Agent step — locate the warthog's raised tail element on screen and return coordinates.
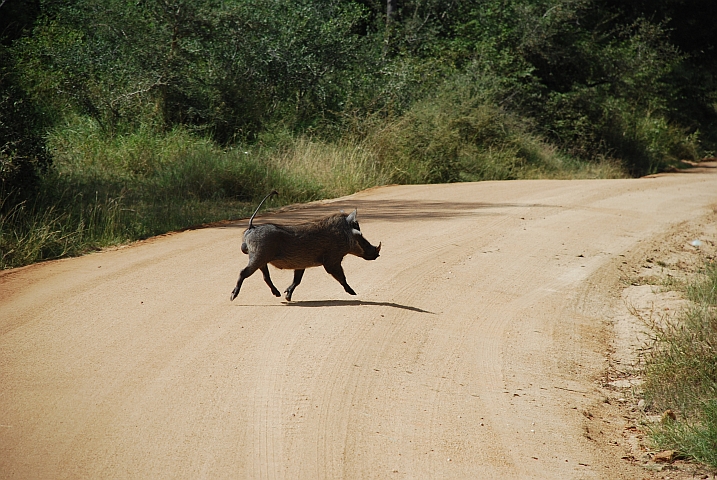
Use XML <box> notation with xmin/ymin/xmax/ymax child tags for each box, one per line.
<box><xmin>241</xmin><ymin>190</ymin><xmax>278</xmax><ymax>255</ymax></box>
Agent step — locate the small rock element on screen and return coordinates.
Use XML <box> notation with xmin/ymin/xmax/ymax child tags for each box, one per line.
<box><xmin>637</xmin><ymin>399</ymin><xmax>646</xmax><ymax>410</ymax></box>
<box><xmin>653</xmin><ymin>450</ymin><xmax>676</xmax><ymax>463</ymax></box>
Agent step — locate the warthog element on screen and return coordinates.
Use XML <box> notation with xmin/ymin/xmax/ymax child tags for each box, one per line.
<box><xmin>230</xmin><ymin>191</ymin><xmax>381</xmax><ymax>301</ymax></box>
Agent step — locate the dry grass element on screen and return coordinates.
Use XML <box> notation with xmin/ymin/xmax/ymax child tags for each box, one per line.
<box><xmin>642</xmin><ymin>261</ymin><xmax>717</xmax><ymax>469</ymax></box>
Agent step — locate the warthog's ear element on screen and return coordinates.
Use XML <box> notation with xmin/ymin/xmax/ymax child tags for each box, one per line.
<box><xmin>346</xmin><ymin>209</ymin><xmax>357</xmax><ymax>224</ymax></box>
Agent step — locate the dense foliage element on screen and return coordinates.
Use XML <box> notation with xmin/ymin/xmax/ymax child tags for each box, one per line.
<box><xmin>3</xmin><ymin>0</ymin><xmax>715</xmax><ymax>189</ymax></box>
<box><xmin>1</xmin><ymin>0</ymin><xmax>716</xmax><ymax>266</ymax></box>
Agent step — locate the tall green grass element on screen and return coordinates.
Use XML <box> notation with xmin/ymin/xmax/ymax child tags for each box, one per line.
<box><xmin>0</xmin><ymin>190</ymin><xmax>133</xmax><ymax>266</ymax></box>
<box><xmin>1</xmin><ymin>99</ymin><xmax>628</xmax><ymax>270</ymax></box>
<box><xmin>1</xmin><ymin>122</ymin><xmax>323</xmax><ymax>269</ymax></box>
<box><xmin>642</xmin><ymin>261</ymin><xmax>717</xmax><ymax>469</ymax></box>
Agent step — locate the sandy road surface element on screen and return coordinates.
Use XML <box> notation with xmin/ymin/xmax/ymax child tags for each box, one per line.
<box><xmin>2</xmin><ymin>168</ymin><xmax>717</xmax><ymax>479</ymax></box>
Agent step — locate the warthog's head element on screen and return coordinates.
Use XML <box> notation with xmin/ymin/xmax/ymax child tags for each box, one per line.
<box><xmin>346</xmin><ymin>209</ymin><xmax>381</xmax><ymax>261</ymax></box>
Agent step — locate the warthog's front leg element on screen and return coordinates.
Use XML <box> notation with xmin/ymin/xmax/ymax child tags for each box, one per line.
<box><xmin>323</xmin><ymin>263</ymin><xmax>356</xmax><ymax>296</ymax></box>
<box><xmin>284</xmin><ymin>269</ymin><xmax>305</xmax><ymax>301</ymax></box>
<box><xmin>260</xmin><ymin>265</ymin><xmax>281</xmax><ymax>297</ymax></box>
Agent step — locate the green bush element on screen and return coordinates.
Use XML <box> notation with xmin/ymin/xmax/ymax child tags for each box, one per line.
<box><xmin>0</xmin><ymin>45</ymin><xmax>50</xmax><ymax>208</ymax></box>
<box><xmin>366</xmin><ymin>78</ymin><xmax>624</xmax><ymax>184</ymax></box>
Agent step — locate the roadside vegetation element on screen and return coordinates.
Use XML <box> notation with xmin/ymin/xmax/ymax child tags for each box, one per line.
<box><xmin>2</xmin><ymin>0</ymin><xmax>716</xmax><ymax>269</ymax></box>
<box><xmin>642</xmin><ymin>261</ymin><xmax>717</xmax><ymax>469</ymax></box>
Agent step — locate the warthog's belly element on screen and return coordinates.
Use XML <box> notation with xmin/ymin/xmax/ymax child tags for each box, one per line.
<box><xmin>269</xmin><ymin>259</ymin><xmax>323</xmax><ymax>270</ymax></box>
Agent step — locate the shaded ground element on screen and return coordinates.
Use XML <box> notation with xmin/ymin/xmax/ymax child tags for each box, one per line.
<box><xmin>1</xmin><ymin>167</ymin><xmax>717</xmax><ymax>479</ymax></box>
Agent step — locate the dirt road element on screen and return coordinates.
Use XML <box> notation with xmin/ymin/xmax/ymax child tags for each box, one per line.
<box><xmin>2</xmin><ymin>168</ymin><xmax>717</xmax><ymax>479</ymax></box>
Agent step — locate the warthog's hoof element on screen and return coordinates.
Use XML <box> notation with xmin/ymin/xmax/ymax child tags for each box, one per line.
<box><xmin>230</xmin><ymin>289</ymin><xmax>239</xmax><ymax>301</ymax></box>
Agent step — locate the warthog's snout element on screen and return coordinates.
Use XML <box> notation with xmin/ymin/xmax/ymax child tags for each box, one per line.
<box><xmin>358</xmin><ymin>239</ymin><xmax>381</xmax><ymax>261</ymax></box>
<box><xmin>366</xmin><ymin>242</ymin><xmax>381</xmax><ymax>260</ymax></box>
<box><xmin>230</xmin><ymin>198</ymin><xmax>381</xmax><ymax>302</ymax></box>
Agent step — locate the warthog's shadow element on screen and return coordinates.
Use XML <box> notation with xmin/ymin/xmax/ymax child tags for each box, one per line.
<box><xmin>284</xmin><ymin>299</ymin><xmax>435</xmax><ymax>314</ymax></box>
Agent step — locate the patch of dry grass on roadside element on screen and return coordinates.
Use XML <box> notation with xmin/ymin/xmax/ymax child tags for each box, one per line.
<box><xmin>641</xmin><ymin>259</ymin><xmax>717</xmax><ymax>470</ymax></box>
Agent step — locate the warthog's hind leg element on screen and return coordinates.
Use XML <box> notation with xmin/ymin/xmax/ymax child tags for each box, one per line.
<box><xmin>230</xmin><ymin>258</ymin><xmax>262</xmax><ymax>301</ymax></box>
